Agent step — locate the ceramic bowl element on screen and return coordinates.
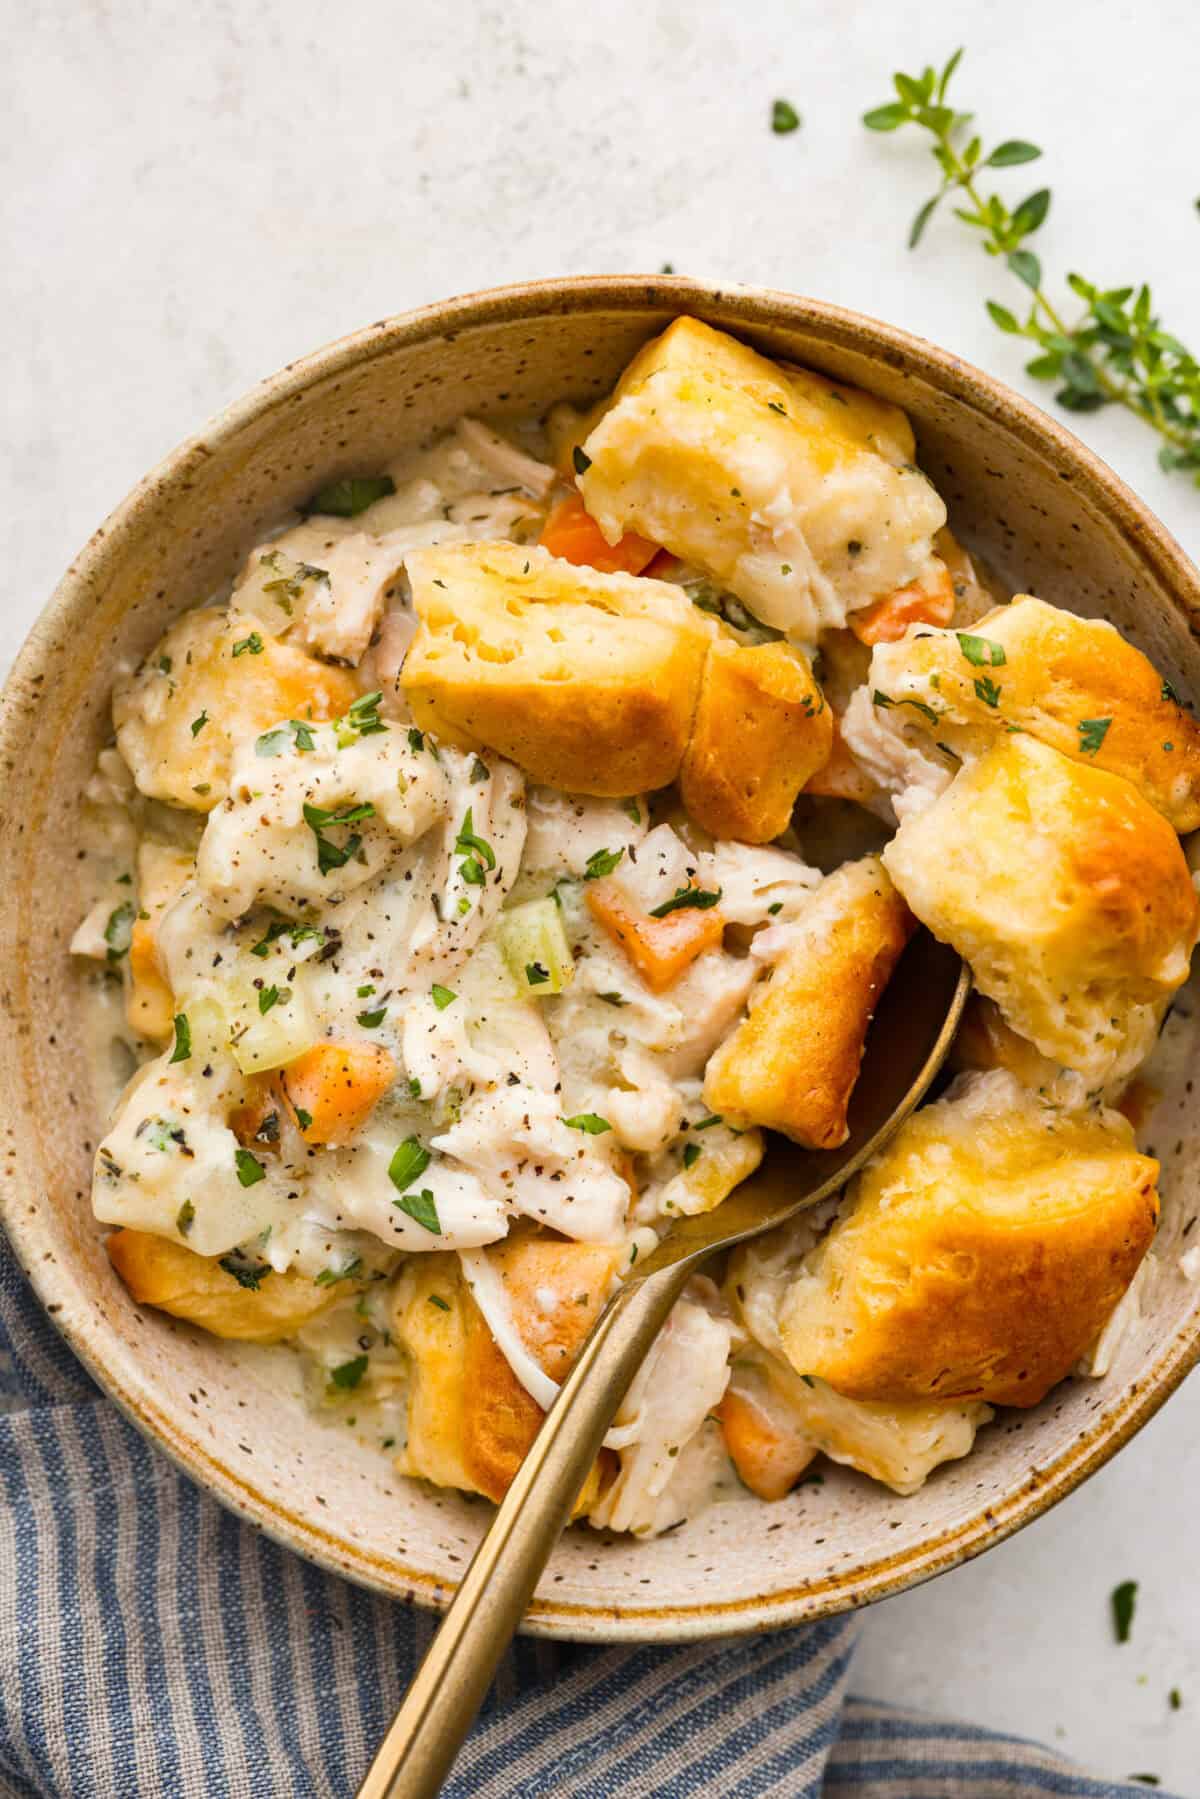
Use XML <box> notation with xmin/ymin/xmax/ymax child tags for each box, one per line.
<box><xmin>3</xmin><ymin>276</ymin><xmax>1199</xmax><ymax>1642</ymax></box>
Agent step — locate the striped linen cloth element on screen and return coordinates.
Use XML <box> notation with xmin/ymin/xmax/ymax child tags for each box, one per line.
<box><xmin>0</xmin><ymin>1238</ymin><xmax>1186</xmax><ymax>1799</ymax></box>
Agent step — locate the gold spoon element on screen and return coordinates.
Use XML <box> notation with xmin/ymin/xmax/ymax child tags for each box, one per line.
<box><xmin>357</xmin><ymin>930</ymin><xmax>968</xmax><ymax>1799</ymax></box>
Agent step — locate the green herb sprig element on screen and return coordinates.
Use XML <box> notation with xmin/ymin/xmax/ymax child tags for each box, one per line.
<box><xmin>864</xmin><ymin>50</ymin><xmax>1200</xmax><ymax>482</ymax></box>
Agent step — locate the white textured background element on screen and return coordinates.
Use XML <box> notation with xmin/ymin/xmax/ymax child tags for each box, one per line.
<box><xmin>4</xmin><ymin>0</ymin><xmax>1199</xmax><ymax>1788</ymax></box>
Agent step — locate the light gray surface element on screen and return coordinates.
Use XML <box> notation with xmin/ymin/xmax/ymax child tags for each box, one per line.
<box><xmin>3</xmin><ymin>0</ymin><xmax>1198</xmax><ymax>1787</ymax></box>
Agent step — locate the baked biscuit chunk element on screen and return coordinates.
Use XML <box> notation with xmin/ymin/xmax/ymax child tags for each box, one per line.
<box><xmin>776</xmin><ymin>1071</ymin><xmax>1159</xmax><ymax>1408</ymax></box>
<box><xmin>883</xmin><ymin>733</ymin><xmax>1198</xmax><ymax>1081</ymax></box>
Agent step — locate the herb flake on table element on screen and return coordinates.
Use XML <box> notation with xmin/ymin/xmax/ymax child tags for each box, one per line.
<box><xmin>1111</xmin><ymin>1578</ymin><xmax>1138</xmax><ymax>1643</ymax></box>
<box><xmin>771</xmin><ymin>98</ymin><xmax>801</xmax><ymax>135</ymax></box>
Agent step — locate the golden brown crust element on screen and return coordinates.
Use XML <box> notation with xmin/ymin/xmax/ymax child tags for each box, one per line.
<box><xmin>113</xmin><ymin>608</ymin><xmax>359</xmax><ymax>812</ymax></box>
<box><xmin>394</xmin><ymin>1242</ymin><xmax>621</xmax><ymax>1512</ymax></box>
<box><xmin>702</xmin><ymin>856</ymin><xmax>915</xmax><ymax>1147</ymax></box>
<box><xmin>883</xmin><ymin>733</ymin><xmax>1199</xmax><ymax>1081</ymax></box>
<box><xmin>401</xmin><ymin>542</ymin><xmax>713</xmax><ymax>795</ymax></box>
<box><xmin>777</xmin><ymin>1072</ymin><xmax>1160</xmax><ymax>1408</ymax></box>
<box><xmin>679</xmin><ymin>639</ymin><xmax>833</xmax><ymax>842</ymax></box>
<box><xmin>106</xmin><ymin>1229</ymin><xmax>345</xmax><ymax>1343</ymax></box>
<box><xmin>870</xmin><ymin>594</ymin><xmax>1200</xmax><ymax>829</ymax></box>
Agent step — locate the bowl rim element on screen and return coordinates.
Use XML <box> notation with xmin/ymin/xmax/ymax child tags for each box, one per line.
<box><xmin>4</xmin><ymin>272</ymin><xmax>1200</xmax><ymax>1643</ymax></box>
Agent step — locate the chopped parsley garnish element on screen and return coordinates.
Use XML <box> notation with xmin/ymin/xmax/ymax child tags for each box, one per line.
<box><xmin>388</xmin><ymin>1136</ymin><xmax>431</xmax><ymax>1192</ymax></box>
<box><xmin>175</xmin><ymin>1199</ymin><xmax>195</xmax><ymax>1236</ymax></box>
<box><xmin>249</xmin><ymin>918</ymin><xmax>323</xmax><ymax>958</ymax></box>
<box><xmin>231</xmin><ymin>632</ymin><xmax>264</xmax><ymax>657</ymax></box>
<box><xmin>190</xmin><ymin>710</ymin><xmax>209</xmax><ymax>737</ymax></box>
<box><xmin>315</xmin><ymin>1258</ymin><xmax>363</xmax><ymax>1287</ymax></box>
<box><xmin>562</xmin><ymin>1113</ymin><xmax>612</xmax><ymax>1134</ymax></box>
<box><xmin>649</xmin><ymin>885</ymin><xmax>721</xmax><ymax>918</ymax></box>
<box><xmin>306</xmin><ymin>474</ymin><xmax>396</xmax><ymax>518</ymax></box>
<box><xmin>431</xmin><ymin>984</ymin><xmax>456</xmax><ymax>1010</ymax></box>
<box><xmin>1111</xmin><ymin>1578</ymin><xmax>1138</xmax><ymax>1643</ymax></box>
<box><xmin>336</xmin><ymin>690</ymin><xmax>387</xmax><ymax>744</ymax></box>
<box><xmin>455</xmin><ymin>807</ymin><xmax>497</xmax><ymax>886</ymax></box>
<box><xmin>572</xmin><ymin>445</ymin><xmax>592</xmax><ymax>476</ymax></box>
<box><xmin>1169</xmin><ymin>1687</ymin><xmax>1182</xmax><ymax>1711</ymax></box>
<box><xmin>394</xmin><ymin>1187</ymin><xmax>441</xmax><ymax>1233</ymax></box>
<box><xmin>584</xmin><ymin>846</ymin><xmax>624</xmax><ymax>880</ymax></box>
<box><xmin>428</xmin><ymin>1294</ymin><xmax>451</xmax><ymax>1312</ymax></box>
<box><xmin>767</xmin><ymin>399</ymin><xmax>788</xmax><ymax>416</ymax></box>
<box><xmin>682</xmin><ymin>1142</ymin><xmax>702</xmax><ymax>1170</ymax></box>
<box><xmin>256</xmin><ymin>718</ymin><xmax>317</xmax><ymax>757</ymax></box>
<box><xmin>1079</xmin><ymin>716</ymin><xmax>1113</xmax><ymax>756</ymax></box>
<box><xmin>357</xmin><ymin>1007</ymin><xmax>387</xmax><ymax>1028</ymax></box>
<box><xmin>693</xmin><ymin>1114</ymin><xmax>723</xmax><ymax>1131</ymax></box>
<box><xmin>597</xmin><ymin>991</ymin><xmax>628</xmax><ymax>1007</ymax></box>
<box><xmin>219</xmin><ymin>1253</ymin><xmax>270</xmax><ymax>1290</ymax></box>
<box><xmin>104</xmin><ymin>901</ymin><xmax>135</xmax><ymax>965</ymax></box>
<box><xmin>408</xmin><ymin>1077</ymin><xmax>422</xmax><ymax>1098</ymax></box>
<box><xmin>158</xmin><ymin>655</ymin><xmax>172</xmax><ymax>674</ymax></box>
<box><xmin>256</xmin><ymin>985</ymin><xmax>281</xmax><ymax>1015</ymax></box>
<box><xmin>973</xmin><ymin>675</ymin><xmax>1002</xmax><ymax>709</ymax></box>
<box><xmin>234</xmin><ymin>1149</ymin><xmax>267</xmax><ymax>1188</ymax></box>
<box><xmin>330</xmin><ymin>1353</ymin><xmax>369</xmax><ymax>1389</ymax></box>
<box><xmin>407</xmin><ymin>727</ymin><xmax>426</xmax><ymax>752</ymax></box>
<box><xmin>469</xmin><ymin>757</ymin><xmax>490</xmax><ymax>783</ymax></box>
<box><xmin>525</xmin><ymin>962</ymin><xmax>550</xmax><ymax>986</ymax></box>
<box><xmin>872</xmin><ymin>689</ymin><xmax>942</xmax><ymax>725</ymax></box>
<box><xmin>621</xmin><ymin>799</ymin><xmax>642</xmax><ymax>825</ymax></box>
<box><xmin>771</xmin><ymin>97</ymin><xmax>801</xmax><ymax>134</ymax></box>
<box><xmin>957</xmin><ymin>632</ymin><xmax>1007</xmax><ymax>668</ymax></box>
<box><xmin>169</xmin><ymin>1013</ymin><xmax>192</xmax><ymax>1064</ymax></box>
<box><xmin>294</xmin><ymin>1107</ymin><xmax>313</xmax><ymax>1131</ymax></box>
<box><xmin>767</xmin><ymin>902</ymin><xmax>783</xmax><ymax>915</ymax></box>
<box><xmin>1162</xmin><ymin>678</ymin><xmax>1181</xmax><ymax>705</ymax></box>
<box><xmin>303</xmin><ymin>800</ymin><xmax>376</xmax><ymax>875</ymax></box>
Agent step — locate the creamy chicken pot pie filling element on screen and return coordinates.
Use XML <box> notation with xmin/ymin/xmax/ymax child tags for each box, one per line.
<box><xmin>73</xmin><ymin>318</ymin><xmax>1200</xmax><ymax>1537</ymax></box>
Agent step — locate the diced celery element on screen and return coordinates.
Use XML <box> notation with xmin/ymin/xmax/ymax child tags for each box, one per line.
<box><xmin>225</xmin><ymin>980</ymin><xmax>319</xmax><ymax>1074</ymax></box>
<box><xmin>497</xmin><ymin>898</ymin><xmax>574</xmax><ymax>997</ymax></box>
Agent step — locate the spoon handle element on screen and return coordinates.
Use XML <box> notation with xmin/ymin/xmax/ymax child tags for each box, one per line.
<box><xmin>355</xmin><ymin>1256</ymin><xmax>695</xmax><ymax>1799</ymax></box>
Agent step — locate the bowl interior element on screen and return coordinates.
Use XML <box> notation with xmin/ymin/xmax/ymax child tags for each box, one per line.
<box><xmin>3</xmin><ymin>279</ymin><xmax>1199</xmax><ymax>1640</ymax></box>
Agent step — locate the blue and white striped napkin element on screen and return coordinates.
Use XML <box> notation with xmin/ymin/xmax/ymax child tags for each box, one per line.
<box><xmin>0</xmin><ymin>1238</ymin><xmax>1185</xmax><ymax>1798</ymax></box>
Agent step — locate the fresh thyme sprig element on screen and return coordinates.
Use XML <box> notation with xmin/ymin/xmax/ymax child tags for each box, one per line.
<box><xmin>864</xmin><ymin>50</ymin><xmax>1200</xmax><ymax>483</ymax></box>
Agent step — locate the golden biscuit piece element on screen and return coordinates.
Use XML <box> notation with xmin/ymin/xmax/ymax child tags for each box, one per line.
<box><xmin>703</xmin><ymin>856</ymin><xmax>914</xmax><ymax>1147</ymax></box>
<box><xmin>575</xmin><ymin>317</ymin><xmax>947</xmax><ymax>644</ymax></box>
<box><xmin>127</xmin><ymin>841</ymin><xmax>194</xmax><ymax>1041</ymax></box>
<box><xmin>679</xmin><ymin>639</ymin><xmax>833</xmax><ymax>842</ymax></box>
<box><xmin>107</xmin><ymin>1229</ymin><xmax>349</xmax><ymax>1343</ymax></box>
<box><xmin>401</xmin><ymin>542</ymin><xmax>714</xmax><ymax>795</ymax></box>
<box><xmin>869</xmin><ymin>595</ymin><xmax>1200</xmax><ymax>830</ymax></box>
<box><xmin>114</xmin><ymin>608</ymin><xmax>359</xmax><ymax>812</ymax></box>
<box><xmin>393</xmin><ymin>1240</ymin><xmax>623</xmax><ymax>1509</ymax></box>
<box><xmin>883</xmin><ymin>734</ymin><xmax>1198</xmax><ymax>1081</ymax></box>
<box><xmin>777</xmin><ymin>1070</ymin><xmax>1159</xmax><ymax>1409</ymax></box>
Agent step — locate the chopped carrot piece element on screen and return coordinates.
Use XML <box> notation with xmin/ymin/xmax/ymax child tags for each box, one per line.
<box><xmin>586</xmin><ymin>878</ymin><xmax>725</xmax><ymax>993</ymax></box>
<box><xmin>718</xmin><ymin>1388</ymin><xmax>817</xmax><ymax>1501</ymax></box>
<box><xmin>538</xmin><ymin>492</ymin><xmax>659</xmax><ymax>576</ymax></box>
<box><xmin>128</xmin><ymin>918</ymin><xmax>174</xmax><ymax>1038</ymax></box>
<box><xmin>849</xmin><ymin>563</ymin><xmax>956</xmax><ymax>646</ymax></box>
<box><xmin>280</xmin><ymin>1041</ymin><xmax>396</xmax><ymax>1145</ymax></box>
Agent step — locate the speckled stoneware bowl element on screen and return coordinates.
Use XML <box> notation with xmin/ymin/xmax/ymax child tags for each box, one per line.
<box><xmin>3</xmin><ymin>276</ymin><xmax>1200</xmax><ymax>1642</ymax></box>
